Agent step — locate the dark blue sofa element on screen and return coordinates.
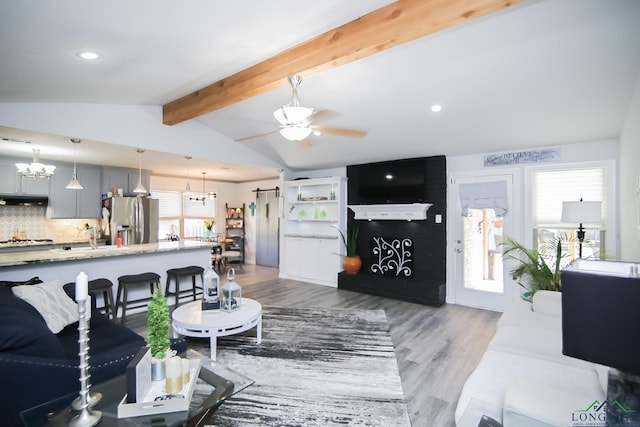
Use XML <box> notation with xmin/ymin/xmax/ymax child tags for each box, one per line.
<box><xmin>0</xmin><ymin>283</ymin><xmax>146</xmax><ymax>426</ymax></box>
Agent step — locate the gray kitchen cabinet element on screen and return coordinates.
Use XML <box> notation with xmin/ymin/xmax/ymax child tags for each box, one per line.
<box><xmin>102</xmin><ymin>167</ymin><xmax>150</xmax><ymax>196</ymax></box>
<box><xmin>0</xmin><ymin>156</ymin><xmax>50</xmax><ymax>195</ymax></box>
<box><xmin>0</xmin><ymin>158</ymin><xmax>19</xmax><ymax>194</ymax></box>
<box><xmin>76</xmin><ymin>165</ymin><xmax>102</xmax><ymax>218</ymax></box>
<box><xmin>20</xmin><ymin>175</ymin><xmax>51</xmax><ymax>195</ymax></box>
<box><xmin>49</xmin><ymin>164</ymin><xmax>101</xmax><ymax>218</ymax></box>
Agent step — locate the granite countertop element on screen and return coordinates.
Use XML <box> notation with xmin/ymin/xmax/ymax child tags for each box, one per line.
<box><xmin>283</xmin><ymin>234</ymin><xmax>338</xmax><ymax>239</ymax></box>
<box><xmin>0</xmin><ymin>241</ymin><xmax>211</xmax><ymax>268</ymax></box>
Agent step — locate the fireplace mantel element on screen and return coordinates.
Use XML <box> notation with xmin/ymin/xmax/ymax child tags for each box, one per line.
<box><xmin>348</xmin><ymin>203</ymin><xmax>433</xmax><ymax>221</ymax></box>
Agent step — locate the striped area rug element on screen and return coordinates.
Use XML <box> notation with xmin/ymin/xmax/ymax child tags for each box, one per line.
<box><xmin>191</xmin><ymin>306</ymin><xmax>411</xmax><ymax>427</ymax></box>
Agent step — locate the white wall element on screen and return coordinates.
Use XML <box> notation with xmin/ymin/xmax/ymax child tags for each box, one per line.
<box><xmin>0</xmin><ymin>103</ymin><xmax>282</xmax><ymax>170</ymax></box>
<box><xmin>448</xmin><ymin>139</ymin><xmax>619</xmax><ymax>248</ymax></box>
<box><xmin>619</xmin><ymin>73</ymin><xmax>640</xmax><ymax>261</ymax></box>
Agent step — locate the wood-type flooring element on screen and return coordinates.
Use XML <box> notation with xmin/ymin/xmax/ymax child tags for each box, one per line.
<box><xmin>126</xmin><ymin>264</ymin><xmax>500</xmax><ymax>427</ymax></box>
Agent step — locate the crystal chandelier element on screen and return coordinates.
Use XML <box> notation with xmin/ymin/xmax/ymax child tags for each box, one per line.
<box><xmin>15</xmin><ymin>149</ymin><xmax>56</xmax><ymax>179</ymax></box>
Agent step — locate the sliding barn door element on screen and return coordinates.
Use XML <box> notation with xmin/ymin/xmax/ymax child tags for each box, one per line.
<box><xmin>256</xmin><ymin>190</ymin><xmax>279</xmax><ymax>267</ymax></box>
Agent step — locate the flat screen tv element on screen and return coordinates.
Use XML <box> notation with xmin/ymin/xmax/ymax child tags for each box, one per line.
<box><xmin>355</xmin><ymin>158</ymin><xmax>426</xmax><ymax>204</ymax></box>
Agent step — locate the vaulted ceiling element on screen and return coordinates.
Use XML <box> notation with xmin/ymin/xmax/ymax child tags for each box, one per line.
<box><xmin>1</xmin><ymin>0</ymin><xmax>639</xmax><ymax>181</ymax></box>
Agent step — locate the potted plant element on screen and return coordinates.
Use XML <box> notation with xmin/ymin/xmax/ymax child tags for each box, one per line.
<box><xmin>501</xmin><ymin>235</ymin><xmax>566</xmax><ymax>301</ymax></box>
<box><xmin>335</xmin><ymin>226</ymin><xmax>361</xmax><ymax>275</ymax></box>
<box><xmin>147</xmin><ymin>284</ymin><xmax>171</xmax><ymax>380</ymax></box>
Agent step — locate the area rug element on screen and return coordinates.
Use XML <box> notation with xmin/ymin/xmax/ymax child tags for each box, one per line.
<box><xmin>188</xmin><ymin>306</ymin><xmax>411</xmax><ymax>426</ymax></box>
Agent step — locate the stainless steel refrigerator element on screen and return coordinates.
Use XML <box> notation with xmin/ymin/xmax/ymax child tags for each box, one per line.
<box><xmin>108</xmin><ymin>197</ymin><xmax>159</xmax><ymax>245</ymax></box>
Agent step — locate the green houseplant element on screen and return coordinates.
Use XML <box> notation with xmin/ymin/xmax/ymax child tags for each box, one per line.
<box><xmin>501</xmin><ymin>235</ymin><xmax>565</xmax><ymax>300</ymax></box>
<box><xmin>147</xmin><ymin>285</ymin><xmax>170</xmax><ymax>379</ymax></box>
<box><xmin>335</xmin><ymin>226</ymin><xmax>361</xmax><ymax>274</ymax></box>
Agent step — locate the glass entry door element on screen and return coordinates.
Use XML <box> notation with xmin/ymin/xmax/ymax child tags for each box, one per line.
<box><xmin>451</xmin><ymin>174</ymin><xmax>514</xmax><ymax>311</ymax></box>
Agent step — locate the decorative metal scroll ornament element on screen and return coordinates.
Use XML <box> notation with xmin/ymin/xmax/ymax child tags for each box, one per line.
<box><xmin>370</xmin><ymin>237</ymin><xmax>413</xmax><ymax>277</ymax></box>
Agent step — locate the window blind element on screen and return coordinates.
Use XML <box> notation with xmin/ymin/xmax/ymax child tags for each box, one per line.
<box><xmin>532</xmin><ymin>167</ymin><xmax>605</xmax><ymax>228</ymax></box>
<box><xmin>183</xmin><ymin>195</ymin><xmax>215</xmax><ymax>218</ymax></box>
<box><xmin>154</xmin><ymin>190</ymin><xmax>182</xmax><ymax>218</ymax></box>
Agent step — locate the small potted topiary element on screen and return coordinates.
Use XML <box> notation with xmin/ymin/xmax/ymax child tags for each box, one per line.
<box><xmin>147</xmin><ymin>284</ymin><xmax>171</xmax><ymax>380</ymax></box>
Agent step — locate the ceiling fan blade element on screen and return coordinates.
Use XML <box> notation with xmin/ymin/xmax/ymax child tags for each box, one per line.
<box><xmin>308</xmin><ymin>109</ymin><xmax>340</xmax><ymax>124</ymax></box>
<box><xmin>313</xmin><ymin>126</ymin><xmax>367</xmax><ymax>139</ymax></box>
<box><xmin>234</xmin><ymin>130</ymin><xmax>279</xmax><ymax>142</ymax></box>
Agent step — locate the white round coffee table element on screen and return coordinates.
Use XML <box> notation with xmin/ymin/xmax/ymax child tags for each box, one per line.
<box><xmin>171</xmin><ymin>298</ymin><xmax>262</xmax><ymax>360</ymax></box>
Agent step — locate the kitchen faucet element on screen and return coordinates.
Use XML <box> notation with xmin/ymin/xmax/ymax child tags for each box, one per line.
<box><xmin>88</xmin><ymin>226</ymin><xmax>98</xmax><ymax>249</ymax></box>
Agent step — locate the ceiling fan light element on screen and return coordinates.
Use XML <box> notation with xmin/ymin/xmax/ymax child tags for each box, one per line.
<box><xmin>44</xmin><ymin>164</ymin><xmax>56</xmax><ymax>174</ymax></box>
<box><xmin>280</xmin><ymin>126</ymin><xmax>312</xmax><ymax>141</ymax></box>
<box><xmin>274</xmin><ymin>106</ymin><xmax>313</xmax><ymax>125</ymax></box>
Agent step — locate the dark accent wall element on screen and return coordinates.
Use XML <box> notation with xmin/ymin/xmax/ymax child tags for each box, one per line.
<box><xmin>338</xmin><ymin>155</ymin><xmax>447</xmax><ymax>306</ymax></box>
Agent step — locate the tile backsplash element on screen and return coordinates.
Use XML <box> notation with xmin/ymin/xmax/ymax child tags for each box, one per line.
<box><xmin>0</xmin><ymin>205</ymin><xmax>99</xmax><ymax>242</ymax></box>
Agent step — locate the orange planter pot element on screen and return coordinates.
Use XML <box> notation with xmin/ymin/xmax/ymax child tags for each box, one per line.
<box><xmin>343</xmin><ymin>255</ymin><xmax>362</xmax><ymax>275</ymax></box>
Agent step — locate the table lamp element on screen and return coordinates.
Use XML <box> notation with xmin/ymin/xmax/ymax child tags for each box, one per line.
<box><xmin>561</xmin><ymin>198</ymin><xmax>602</xmax><ymax>258</ymax></box>
<box><xmin>561</xmin><ymin>260</ymin><xmax>640</xmax><ymax>426</ymax></box>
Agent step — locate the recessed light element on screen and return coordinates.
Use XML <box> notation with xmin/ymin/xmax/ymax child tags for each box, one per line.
<box><xmin>76</xmin><ymin>51</ymin><xmax>100</xmax><ymax>60</ymax></box>
<box><xmin>431</xmin><ymin>105</ymin><xmax>442</xmax><ymax>113</ymax></box>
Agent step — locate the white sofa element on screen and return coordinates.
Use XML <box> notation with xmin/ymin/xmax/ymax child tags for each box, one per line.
<box><xmin>455</xmin><ymin>291</ymin><xmax>607</xmax><ymax>427</ymax></box>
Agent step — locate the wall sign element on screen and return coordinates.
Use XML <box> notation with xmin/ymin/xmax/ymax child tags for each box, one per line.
<box><xmin>484</xmin><ymin>148</ymin><xmax>560</xmax><ymax>167</ymax></box>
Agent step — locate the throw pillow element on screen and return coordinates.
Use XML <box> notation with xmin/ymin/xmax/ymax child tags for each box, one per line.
<box><xmin>12</xmin><ymin>280</ymin><xmax>79</xmax><ymax>334</ymax></box>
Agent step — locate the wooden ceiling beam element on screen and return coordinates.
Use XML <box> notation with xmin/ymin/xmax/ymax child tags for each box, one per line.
<box><xmin>163</xmin><ymin>0</ymin><xmax>524</xmax><ymax>125</ymax></box>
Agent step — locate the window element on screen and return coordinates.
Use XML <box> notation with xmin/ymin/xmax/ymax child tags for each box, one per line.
<box><xmin>154</xmin><ymin>190</ymin><xmax>215</xmax><ymax>240</ymax></box>
<box><xmin>531</xmin><ymin>165</ymin><xmax>607</xmax><ymax>262</ymax></box>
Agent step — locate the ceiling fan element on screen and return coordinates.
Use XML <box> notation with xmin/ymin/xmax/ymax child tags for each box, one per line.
<box><xmin>236</xmin><ymin>75</ymin><xmax>367</xmax><ymax>147</ymax></box>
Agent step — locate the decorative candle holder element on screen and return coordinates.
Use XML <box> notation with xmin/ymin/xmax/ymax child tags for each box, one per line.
<box><xmin>69</xmin><ymin>297</ymin><xmax>102</xmax><ymax>427</ymax></box>
<box><xmin>220</xmin><ymin>268</ymin><xmax>241</xmax><ymax>312</ymax></box>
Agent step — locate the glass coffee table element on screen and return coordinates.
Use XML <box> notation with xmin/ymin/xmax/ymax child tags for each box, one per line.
<box><xmin>21</xmin><ymin>352</ymin><xmax>254</xmax><ymax>427</ymax></box>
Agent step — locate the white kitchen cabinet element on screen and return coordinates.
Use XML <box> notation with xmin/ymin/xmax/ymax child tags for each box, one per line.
<box><xmin>49</xmin><ymin>164</ymin><xmax>102</xmax><ymax>218</ymax></box>
<box><xmin>282</xmin><ymin>236</ymin><xmax>342</xmax><ymax>287</ymax></box>
<box><xmin>279</xmin><ymin>177</ymin><xmax>346</xmax><ymax>287</ymax></box>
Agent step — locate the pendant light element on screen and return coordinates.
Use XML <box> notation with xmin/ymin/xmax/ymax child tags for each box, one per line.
<box><xmin>189</xmin><ymin>172</ymin><xmax>208</xmax><ymax>205</ymax></box>
<box><xmin>133</xmin><ymin>149</ymin><xmax>147</xmax><ymax>194</ymax></box>
<box><xmin>184</xmin><ymin>156</ymin><xmax>192</xmax><ymax>194</ymax></box>
<box><xmin>66</xmin><ymin>138</ymin><xmax>84</xmax><ymax>190</ymax></box>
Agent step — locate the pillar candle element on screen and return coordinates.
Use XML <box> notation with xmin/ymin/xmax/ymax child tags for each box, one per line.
<box><xmin>181</xmin><ymin>358</ymin><xmax>190</xmax><ymax>384</ymax></box>
<box><xmin>165</xmin><ymin>356</ymin><xmax>183</xmax><ymax>394</ymax></box>
<box><xmin>75</xmin><ymin>272</ymin><xmax>88</xmax><ymax>302</ymax></box>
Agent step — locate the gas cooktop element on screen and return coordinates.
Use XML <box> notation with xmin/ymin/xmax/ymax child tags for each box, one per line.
<box><xmin>0</xmin><ymin>239</ymin><xmax>54</xmax><ymax>248</ymax></box>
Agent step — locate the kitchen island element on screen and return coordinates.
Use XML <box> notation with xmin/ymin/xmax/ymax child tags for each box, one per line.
<box><xmin>0</xmin><ymin>241</ymin><xmax>212</xmax><ymax>312</ymax></box>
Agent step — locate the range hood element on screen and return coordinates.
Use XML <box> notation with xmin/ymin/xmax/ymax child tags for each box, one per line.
<box><xmin>0</xmin><ymin>195</ymin><xmax>49</xmax><ymax>206</ymax></box>
<box><xmin>348</xmin><ymin>203</ymin><xmax>432</xmax><ymax>221</ymax></box>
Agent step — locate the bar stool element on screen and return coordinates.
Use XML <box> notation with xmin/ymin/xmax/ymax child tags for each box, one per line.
<box><xmin>165</xmin><ymin>266</ymin><xmax>204</xmax><ymax>308</ymax></box>
<box><xmin>211</xmin><ymin>245</ymin><xmax>226</xmax><ymax>275</ymax></box>
<box><xmin>63</xmin><ymin>278</ymin><xmax>116</xmax><ymax>320</ymax></box>
<box><xmin>116</xmin><ymin>272</ymin><xmax>161</xmax><ymax>325</ymax></box>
